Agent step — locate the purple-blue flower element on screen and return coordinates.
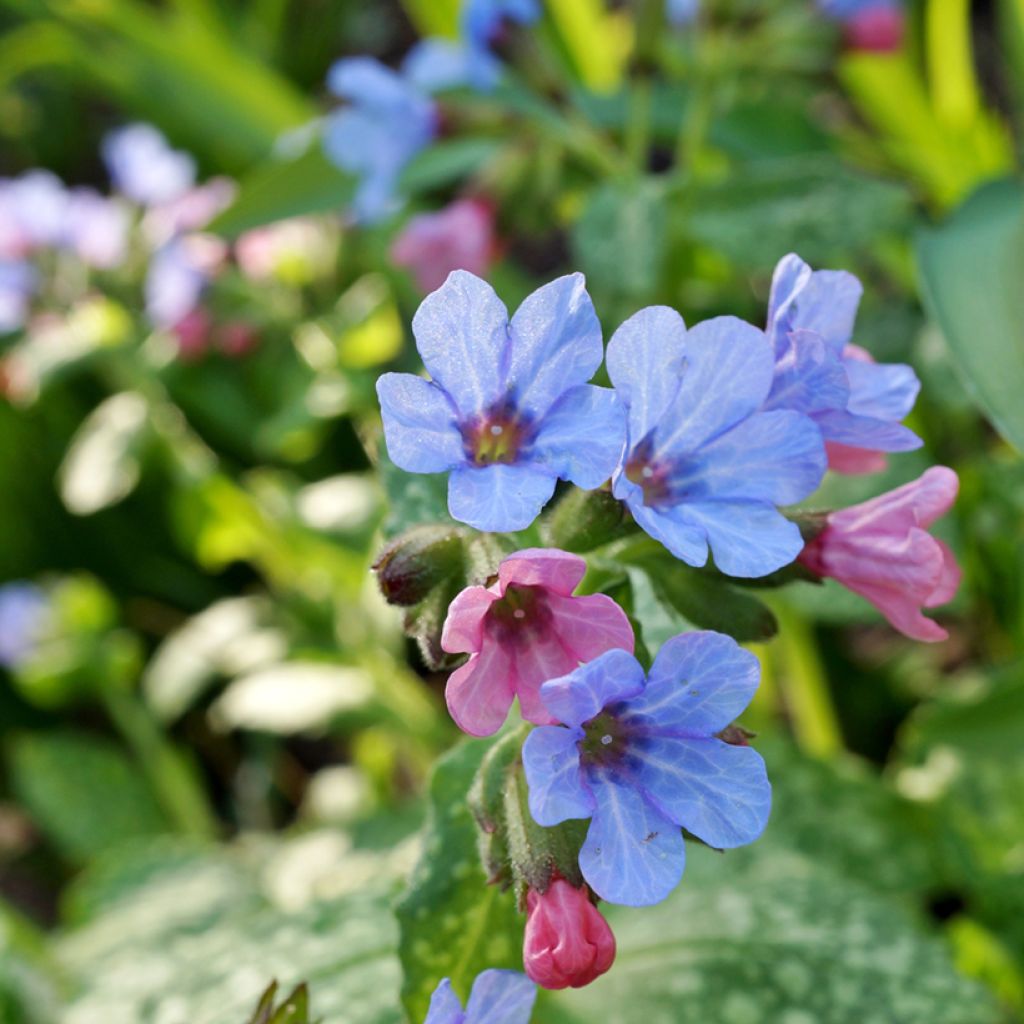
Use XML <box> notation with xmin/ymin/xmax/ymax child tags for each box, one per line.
<box><xmin>666</xmin><ymin>0</ymin><xmax>699</xmax><ymax>26</ymax></box>
<box><xmin>461</xmin><ymin>0</ymin><xmax>541</xmax><ymax>88</ymax></box>
<box><xmin>522</xmin><ymin>634</ymin><xmax>770</xmax><ymax>907</ymax></box>
<box><xmin>0</xmin><ymin>582</ymin><xmax>49</xmax><ymax>669</ymax></box>
<box><xmin>818</xmin><ymin>0</ymin><xmax>900</xmax><ymax>18</ymax></box>
<box><xmin>102</xmin><ymin>124</ymin><xmax>196</xmax><ymax>207</ymax></box>
<box><xmin>66</xmin><ymin>189</ymin><xmax>129</xmax><ymax>270</ymax></box>
<box><xmin>607</xmin><ymin>307</ymin><xmax>826</xmax><ymax>577</ymax></box>
<box><xmin>323</xmin><ymin>57</ymin><xmax>438</xmax><ymax>224</ymax></box>
<box><xmin>425</xmin><ymin>970</ymin><xmax>536</xmax><ymax>1024</ymax></box>
<box><xmin>764</xmin><ymin>253</ymin><xmax>921</xmax><ymax>464</ymax></box>
<box><xmin>0</xmin><ymin>172</ymin><xmax>68</xmax><ymax>253</ymax></box>
<box><xmin>378</xmin><ymin>270</ymin><xmax>625</xmax><ymax>533</ymax></box>
<box><xmin>0</xmin><ymin>261</ymin><xmax>36</xmax><ymax>333</ymax></box>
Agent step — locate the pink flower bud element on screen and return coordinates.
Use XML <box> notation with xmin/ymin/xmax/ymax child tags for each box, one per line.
<box><xmin>844</xmin><ymin>5</ymin><xmax>904</xmax><ymax>53</ymax></box>
<box><xmin>798</xmin><ymin>467</ymin><xmax>960</xmax><ymax>641</ymax></box>
<box><xmin>523</xmin><ymin>879</ymin><xmax>615</xmax><ymax>990</ymax></box>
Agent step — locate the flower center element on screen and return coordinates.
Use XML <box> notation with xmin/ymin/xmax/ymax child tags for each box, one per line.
<box><xmin>461</xmin><ymin>400</ymin><xmax>532</xmax><ymax>466</ymax></box>
<box><xmin>485</xmin><ymin>584</ymin><xmax>549</xmax><ymax>644</ymax></box>
<box><xmin>624</xmin><ymin>452</ymin><xmax>673</xmax><ymax>506</ymax></box>
<box><xmin>578</xmin><ymin>712</ymin><xmax>629</xmax><ymax>766</ymax></box>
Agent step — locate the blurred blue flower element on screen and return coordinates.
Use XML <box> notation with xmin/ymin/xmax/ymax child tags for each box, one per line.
<box><xmin>66</xmin><ymin>189</ymin><xmax>129</xmax><ymax>270</ymax></box>
<box><xmin>145</xmin><ymin>235</ymin><xmax>225</xmax><ymax>330</ymax></box>
<box><xmin>102</xmin><ymin>124</ymin><xmax>196</xmax><ymax>207</ymax></box>
<box><xmin>323</xmin><ymin>57</ymin><xmax>438</xmax><ymax>224</ymax></box>
<box><xmin>818</xmin><ymin>0</ymin><xmax>900</xmax><ymax>17</ymax></box>
<box><xmin>765</xmin><ymin>253</ymin><xmax>921</xmax><ymax>463</ymax></box>
<box><xmin>0</xmin><ymin>172</ymin><xmax>69</xmax><ymax>253</ymax></box>
<box><xmin>666</xmin><ymin>0</ymin><xmax>699</xmax><ymax>26</ymax></box>
<box><xmin>0</xmin><ymin>261</ymin><xmax>37</xmax><ymax>333</ymax></box>
<box><xmin>461</xmin><ymin>0</ymin><xmax>541</xmax><ymax>88</ymax></box>
<box><xmin>607</xmin><ymin>307</ymin><xmax>825</xmax><ymax>577</ymax></box>
<box><xmin>425</xmin><ymin>970</ymin><xmax>536</xmax><ymax>1024</ymax></box>
<box><xmin>377</xmin><ymin>270</ymin><xmax>625</xmax><ymax>532</ymax></box>
<box><xmin>0</xmin><ymin>582</ymin><xmax>49</xmax><ymax>669</ymax></box>
<box><xmin>522</xmin><ymin>634</ymin><xmax>771</xmax><ymax>907</ymax></box>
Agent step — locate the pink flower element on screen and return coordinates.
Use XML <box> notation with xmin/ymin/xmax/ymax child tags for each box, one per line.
<box><xmin>390</xmin><ymin>198</ymin><xmax>495</xmax><ymax>294</ymax></box>
<box><xmin>798</xmin><ymin>467</ymin><xmax>960</xmax><ymax>642</ymax></box>
<box><xmin>172</xmin><ymin>307</ymin><xmax>213</xmax><ymax>361</ymax></box>
<box><xmin>441</xmin><ymin>548</ymin><xmax>634</xmax><ymax>736</ymax></box>
<box><xmin>825</xmin><ymin>441</ymin><xmax>887</xmax><ymax>475</ymax></box>
<box><xmin>844</xmin><ymin>5</ymin><xmax>904</xmax><ymax>52</ymax></box>
<box><xmin>523</xmin><ymin>878</ymin><xmax>616</xmax><ymax>990</ymax></box>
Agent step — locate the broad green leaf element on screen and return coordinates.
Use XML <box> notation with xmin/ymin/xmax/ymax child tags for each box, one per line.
<box><xmin>396</xmin><ymin>739</ymin><xmax>522</xmax><ymax>1022</ymax></box>
<box><xmin>208</xmin><ymin>145</ymin><xmax>354</xmax><ymax>238</ymax></box>
<box><xmin>916</xmin><ymin>180</ymin><xmax>1024</xmax><ymax>453</ymax></box>
<box><xmin>0</xmin><ymin>901</ymin><xmax>63</xmax><ymax>1024</ymax></box>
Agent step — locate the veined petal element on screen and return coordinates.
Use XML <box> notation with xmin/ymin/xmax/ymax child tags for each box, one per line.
<box><xmin>791</xmin><ymin>268</ymin><xmax>862</xmax><ymax>355</ymax></box>
<box><xmin>813</xmin><ymin>409</ymin><xmax>922</xmax><ymax>452</ymax></box>
<box><xmin>446</xmin><ymin>642</ymin><xmax>516</xmax><ymax>737</ymax></box>
<box><xmin>579</xmin><ymin>770</ymin><xmax>685</xmax><ymax>906</ymax></box>
<box><xmin>546</xmin><ymin>592</ymin><xmax>635</xmax><ymax>661</ymax></box>
<box><xmin>447</xmin><ymin>463</ymin><xmax>556</xmax><ymax>532</ymax></box>
<box><xmin>522</xmin><ymin>725</ymin><xmax>593</xmax><ymax>826</ymax></box>
<box><xmin>844</xmin><ymin>358</ymin><xmax>920</xmax><ymax>421</ymax></box>
<box><xmin>606</xmin><ymin>306</ymin><xmax>687</xmax><ymax>443</ymax></box>
<box><xmin>669</xmin><ymin>409</ymin><xmax>827</xmax><ymax>506</ymax></box>
<box><xmin>506</xmin><ymin>274</ymin><xmax>604</xmax><ymax>419</ymax></box>
<box><xmin>533</xmin><ymin>385</ymin><xmax>626</xmax><ymax>489</ymax></box>
<box><xmin>465</xmin><ymin>969</ymin><xmax>538</xmax><ymax>1024</ymax></box>
<box><xmin>327</xmin><ymin>57</ymin><xmax>413</xmax><ymax>107</ymax></box>
<box><xmin>497</xmin><ymin>548</ymin><xmax>586</xmax><ymax>596</ymax></box>
<box><xmin>441</xmin><ymin>585</ymin><xmax>499</xmax><ymax>654</ymax></box>
<box><xmin>650</xmin><ymin>317</ymin><xmax>774</xmax><ymax>458</ymax></box>
<box><xmin>634</xmin><ymin>736</ymin><xmax>771</xmax><ymax>848</ymax></box>
<box><xmin>402</xmin><ymin>38</ymin><xmax>473</xmax><ymax>93</ymax></box>
<box><xmin>508</xmin><ymin>626</ymin><xmax>579</xmax><ymax>726</ymax></box>
<box><xmin>765</xmin><ymin>329</ymin><xmax>849</xmax><ymax>416</ymax></box>
<box><xmin>625</xmin><ymin>500</ymin><xmax>709</xmax><ymax>568</ymax></box>
<box><xmin>412</xmin><ymin>270</ymin><xmax>510</xmax><ymax>418</ymax></box>
<box><xmin>425</xmin><ymin>979</ymin><xmax>465</xmax><ymax>1024</ymax></box>
<box><xmin>539</xmin><ymin>649</ymin><xmax>646</xmax><ymax>728</ymax></box>
<box><xmin>681</xmin><ymin>500</ymin><xmax>805</xmax><ymax>578</ymax></box>
<box><xmin>626</xmin><ymin>630</ymin><xmax>761</xmax><ymax>735</ymax></box>
<box><xmin>377</xmin><ymin>373</ymin><xmax>464</xmax><ymax>473</ymax></box>
<box><xmin>766</xmin><ymin>253</ymin><xmax>813</xmax><ymax>351</ymax></box>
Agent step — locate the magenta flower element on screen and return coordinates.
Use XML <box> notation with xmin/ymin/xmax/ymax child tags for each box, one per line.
<box><xmin>391</xmin><ymin>199</ymin><xmax>496</xmax><ymax>294</ymax></box>
<box><xmin>441</xmin><ymin>548</ymin><xmax>635</xmax><ymax>736</ymax></box>
<box><xmin>798</xmin><ymin>467</ymin><xmax>960</xmax><ymax>641</ymax></box>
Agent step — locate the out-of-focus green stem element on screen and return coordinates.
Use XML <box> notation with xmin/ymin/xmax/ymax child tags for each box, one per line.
<box><xmin>625</xmin><ymin>77</ymin><xmax>653</xmax><ymax>172</ymax></box>
<box><xmin>926</xmin><ymin>0</ymin><xmax>979</xmax><ymax>129</ymax></box>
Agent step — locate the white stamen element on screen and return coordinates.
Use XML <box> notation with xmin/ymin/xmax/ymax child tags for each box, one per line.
<box><xmin>641</xmin><ymin>466</ymin><xmax>654</xmax><ymax>479</ymax></box>
<box><xmin>513</xmin><ymin>609</ymin><xmax>526</xmax><ymax>619</ymax></box>
<box><xmin>601</xmin><ymin>734</ymin><xmax>613</xmax><ymax>746</ymax></box>
<box><xmin>490</xmin><ymin>425</ymin><xmax>503</xmax><ymax>436</ymax></box>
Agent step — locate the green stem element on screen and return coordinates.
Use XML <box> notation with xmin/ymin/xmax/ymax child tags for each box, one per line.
<box><xmin>625</xmin><ymin>76</ymin><xmax>653</xmax><ymax>172</ymax></box>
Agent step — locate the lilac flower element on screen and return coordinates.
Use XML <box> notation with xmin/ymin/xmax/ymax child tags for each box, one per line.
<box><xmin>377</xmin><ymin>270</ymin><xmax>625</xmax><ymax>532</ymax></box>
<box><xmin>0</xmin><ymin>261</ymin><xmax>36</xmax><ymax>333</ymax></box>
<box><xmin>0</xmin><ymin>582</ymin><xmax>49</xmax><ymax>669</ymax></box>
<box><xmin>425</xmin><ymin>970</ymin><xmax>536</xmax><ymax>1024</ymax></box>
<box><xmin>0</xmin><ymin>172</ymin><xmax>68</xmax><ymax>254</ymax></box>
<box><xmin>523</xmin><ymin>634</ymin><xmax>770</xmax><ymax>907</ymax></box>
<box><xmin>607</xmin><ymin>307</ymin><xmax>826</xmax><ymax>577</ymax></box>
<box><xmin>145</xmin><ymin>235</ymin><xmax>226</xmax><ymax>329</ymax></box>
<box><xmin>323</xmin><ymin>57</ymin><xmax>438</xmax><ymax>224</ymax></box>
<box><xmin>66</xmin><ymin>189</ymin><xmax>129</xmax><ymax>270</ymax></box>
<box><xmin>765</xmin><ymin>253</ymin><xmax>921</xmax><ymax>471</ymax></box>
<box><xmin>102</xmin><ymin>124</ymin><xmax>196</xmax><ymax>207</ymax></box>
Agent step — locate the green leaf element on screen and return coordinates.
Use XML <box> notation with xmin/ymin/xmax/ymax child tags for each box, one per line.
<box><xmin>379</xmin><ymin>450</ymin><xmax>453</xmax><ymax>539</ymax></box>
<box><xmin>916</xmin><ymin>179</ymin><xmax>1024</xmax><ymax>453</ymax></box>
<box><xmin>396</xmin><ymin>739</ymin><xmax>523</xmax><ymax>1022</ymax></box>
<box><xmin>400</xmin><ymin>138</ymin><xmax>503</xmax><ymax>196</ymax></box>
<box><xmin>5</xmin><ymin>731</ymin><xmax>169</xmax><ymax>862</ymax></box>
<box><xmin>0</xmin><ymin>900</ymin><xmax>63</xmax><ymax>1024</ymax></box>
<box><xmin>208</xmin><ymin>145</ymin><xmax>354</xmax><ymax>238</ymax></box>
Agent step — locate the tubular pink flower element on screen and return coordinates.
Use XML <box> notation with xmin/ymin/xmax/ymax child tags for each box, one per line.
<box><xmin>523</xmin><ymin>878</ymin><xmax>616</xmax><ymax>990</ymax></box>
<box><xmin>798</xmin><ymin>467</ymin><xmax>960</xmax><ymax>641</ymax></box>
<box><xmin>441</xmin><ymin>548</ymin><xmax>634</xmax><ymax>736</ymax></box>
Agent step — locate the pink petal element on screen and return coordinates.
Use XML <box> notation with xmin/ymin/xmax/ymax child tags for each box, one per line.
<box><xmin>510</xmin><ymin>628</ymin><xmax>578</xmax><ymax>726</ymax></box>
<box><xmin>825</xmin><ymin>441</ymin><xmax>887</xmax><ymax>475</ymax></box>
<box><xmin>925</xmin><ymin>538</ymin><xmax>961</xmax><ymax>608</ymax></box>
<box><xmin>830</xmin><ymin>466</ymin><xmax>959</xmax><ymax>535</ymax></box>
<box><xmin>498</xmin><ymin>548</ymin><xmax>587</xmax><ymax>597</ymax></box>
<box><xmin>546</xmin><ymin>592</ymin><xmax>635</xmax><ymax>661</ymax></box>
<box><xmin>441</xmin><ymin>585</ymin><xmax>499</xmax><ymax>654</ymax></box>
<box><xmin>446</xmin><ymin>641</ymin><xmax>517</xmax><ymax>736</ymax></box>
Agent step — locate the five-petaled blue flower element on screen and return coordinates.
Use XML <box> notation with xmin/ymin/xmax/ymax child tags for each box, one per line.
<box><xmin>323</xmin><ymin>57</ymin><xmax>438</xmax><ymax>224</ymax></box>
<box><xmin>425</xmin><ymin>970</ymin><xmax>536</xmax><ymax>1024</ymax></box>
<box><xmin>377</xmin><ymin>270</ymin><xmax>626</xmax><ymax>533</ymax></box>
<box><xmin>607</xmin><ymin>307</ymin><xmax>826</xmax><ymax>577</ymax></box>
<box><xmin>522</xmin><ymin>633</ymin><xmax>771</xmax><ymax>907</ymax></box>
<box><xmin>764</xmin><ymin>253</ymin><xmax>921</xmax><ymax>458</ymax></box>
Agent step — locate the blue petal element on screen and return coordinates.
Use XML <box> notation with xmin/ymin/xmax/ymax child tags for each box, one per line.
<box><xmin>669</xmin><ymin>409</ymin><xmax>827</xmax><ymax>506</ymax></box>
<box><xmin>764</xmin><ymin>329</ymin><xmax>849</xmax><ymax>416</ymax></box>
<box><xmin>377</xmin><ymin>373</ymin><xmax>465</xmax><ymax>473</ymax></box>
<box><xmin>539</xmin><ymin>649</ymin><xmax>646</xmax><ymax>728</ymax></box>
<box><xmin>616</xmin><ymin>493</ymin><xmax>709</xmax><ymax>567</ymax></box>
<box><xmin>412</xmin><ymin>270</ymin><xmax>510</xmax><ymax>418</ymax></box>
<box><xmin>766</xmin><ymin>253</ymin><xmax>813</xmax><ymax>353</ymax></box>
<box><xmin>579</xmin><ymin>770</ymin><xmax>685</xmax><ymax>906</ymax></box>
<box><xmin>792</xmin><ymin>269</ymin><xmax>863</xmax><ymax>355</ymax></box>
<box><xmin>680</xmin><ymin>500</ymin><xmax>805</xmax><ymax>578</ymax></box>
<box><xmin>625</xmin><ymin>630</ymin><xmax>761</xmax><ymax>735</ymax></box>
<box><xmin>447</xmin><ymin>463</ymin><xmax>556</xmax><ymax>532</ymax></box>
<box><xmin>844</xmin><ymin>358</ymin><xmax>920</xmax><ymax>421</ymax></box>
<box><xmin>533</xmin><ymin>385</ymin><xmax>626</xmax><ymax>489</ymax></box>
<box><xmin>425</xmin><ymin>978</ymin><xmax>465</xmax><ymax>1024</ymax></box>
<box><xmin>327</xmin><ymin>57</ymin><xmax>415</xmax><ymax>109</ymax></box>
<box><xmin>465</xmin><ymin>969</ymin><xmax>537</xmax><ymax>1024</ymax></box>
<box><xmin>522</xmin><ymin>725</ymin><xmax>593</xmax><ymax>826</ymax></box>
<box><xmin>403</xmin><ymin>39</ymin><xmax>474</xmax><ymax>93</ymax></box>
<box><xmin>813</xmin><ymin>409</ymin><xmax>922</xmax><ymax>452</ymax></box>
<box><xmin>506</xmin><ymin>274</ymin><xmax>604</xmax><ymax>419</ymax></box>
<box><xmin>605</xmin><ymin>305</ymin><xmax>687</xmax><ymax>444</ymax></box>
<box><xmin>649</xmin><ymin>317</ymin><xmax>774</xmax><ymax>459</ymax></box>
<box><xmin>634</xmin><ymin>737</ymin><xmax>771</xmax><ymax>848</ymax></box>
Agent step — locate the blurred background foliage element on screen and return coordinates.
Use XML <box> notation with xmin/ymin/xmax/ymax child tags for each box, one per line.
<box><xmin>1</xmin><ymin>0</ymin><xmax>1023</xmax><ymax>1021</ymax></box>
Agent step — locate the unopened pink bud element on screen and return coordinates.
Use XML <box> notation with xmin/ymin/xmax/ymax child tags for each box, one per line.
<box><xmin>523</xmin><ymin>879</ymin><xmax>616</xmax><ymax>990</ymax></box>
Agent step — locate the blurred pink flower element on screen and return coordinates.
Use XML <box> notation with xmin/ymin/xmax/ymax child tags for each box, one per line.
<box><xmin>66</xmin><ymin>189</ymin><xmax>130</xmax><ymax>270</ymax></box>
<box><xmin>218</xmin><ymin>321</ymin><xmax>260</xmax><ymax>358</ymax></box>
<box><xmin>172</xmin><ymin>307</ymin><xmax>213</xmax><ymax>361</ymax></box>
<box><xmin>799</xmin><ymin>466</ymin><xmax>960</xmax><ymax>641</ymax></box>
<box><xmin>441</xmin><ymin>548</ymin><xmax>634</xmax><ymax>736</ymax></box>
<box><xmin>844</xmin><ymin>5</ymin><xmax>904</xmax><ymax>52</ymax></box>
<box><xmin>391</xmin><ymin>198</ymin><xmax>495</xmax><ymax>294</ymax></box>
<box><xmin>143</xmin><ymin>178</ymin><xmax>236</xmax><ymax>249</ymax></box>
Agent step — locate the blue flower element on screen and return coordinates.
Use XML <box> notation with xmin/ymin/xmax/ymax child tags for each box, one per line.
<box><xmin>522</xmin><ymin>634</ymin><xmax>771</xmax><ymax>907</ymax></box>
<box><xmin>323</xmin><ymin>57</ymin><xmax>438</xmax><ymax>224</ymax></box>
<box><xmin>764</xmin><ymin>253</ymin><xmax>921</xmax><ymax>460</ymax></box>
<box><xmin>0</xmin><ymin>261</ymin><xmax>37</xmax><ymax>333</ymax></box>
<box><xmin>818</xmin><ymin>0</ymin><xmax>900</xmax><ymax>19</ymax></box>
<box><xmin>102</xmin><ymin>124</ymin><xmax>196</xmax><ymax>207</ymax></box>
<box><xmin>0</xmin><ymin>582</ymin><xmax>49</xmax><ymax>669</ymax></box>
<box><xmin>378</xmin><ymin>270</ymin><xmax>626</xmax><ymax>533</ymax></box>
<box><xmin>607</xmin><ymin>307</ymin><xmax>826</xmax><ymax>577</ymax></box>
<box><xmin>666</xmin><ymin>0</ymin><xmax>700</xmax><ymax>26</ymax></box>
<box><xmin>461</xmin><ymin>0</ymin><xmax>541</xmax><ymax>88</ymax></box>
<box><xmin>425</xmin><ymin>970</ymin><xmax>536</xmax><ymax>1024</ymax></box>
